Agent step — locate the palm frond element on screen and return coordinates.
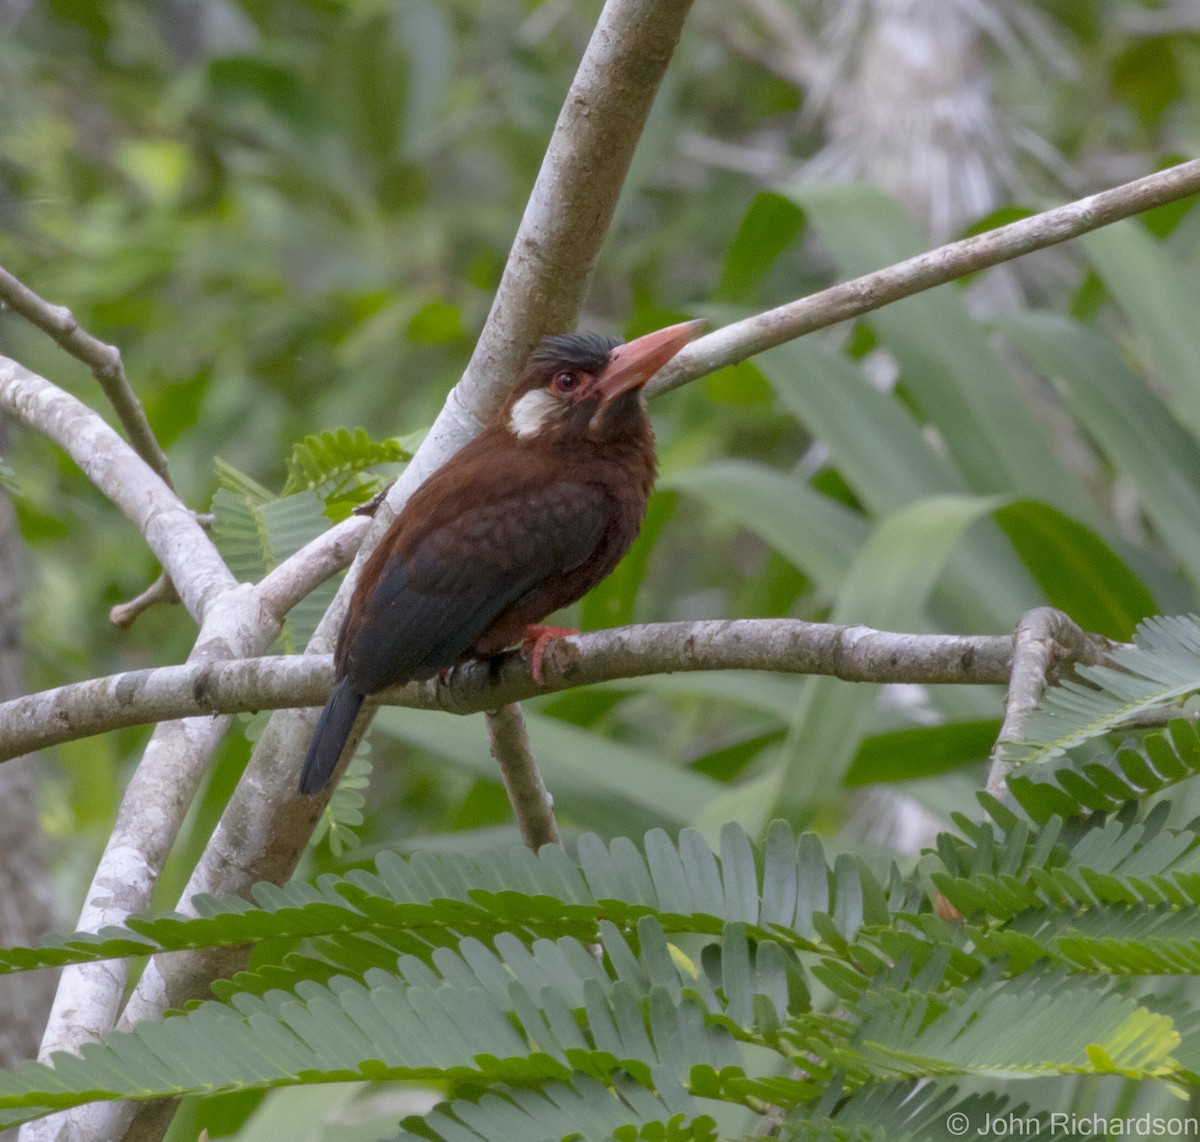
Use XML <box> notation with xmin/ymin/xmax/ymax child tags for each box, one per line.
<box><xmin>0</xmin><ymin>824</ymin><xmax>878</xmax><ymax>980</ymax></box>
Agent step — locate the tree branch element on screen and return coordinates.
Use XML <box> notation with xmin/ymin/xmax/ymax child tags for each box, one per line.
<box><xmin>985</xmin><ymin>607</ymin><xmax>1115</xmax><ymax>798</ymax></box>
<box><xmin>9</xmin><ymin>32</ymin><xmax>1194</xmax><ymax>1142</ymax></box>
<box><xmin>649</xmin><ymin>158</ymin><xmax>1200</xmax><ymax>397</ymax></box>
<box><xmin>108</xmin><ymin>573</ymin><xmax>179</xmax><ymax>629</ymax></box>
<box><xmin>0</xmin><ymin>357</ymin><xmax>234</xmax><ymax>621</ymax></box>
<box><xmin>486</xmin><ymin>705</ymin><xmax>561</xmax><ymax>850</ymax></box>
<box><xmin>97</xmin><ymin>7</ymin><xmax>698</xmax><ymax>1139</ymax></box>
<box><xmin>0</xmin><ymin>266</ymin><xmax>174</xmax><ymax>488</ymax></box>
<box><xmin>0</xmin><ymin>619</ymin><xmax>1025</xmax><ymax>763</ymax></box>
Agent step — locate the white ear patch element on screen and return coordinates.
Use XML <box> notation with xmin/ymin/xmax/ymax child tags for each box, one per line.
<box><xmin>508</xmin><ymin>389</ymin><xmax>558</xmax><ymax>438</ymax></box>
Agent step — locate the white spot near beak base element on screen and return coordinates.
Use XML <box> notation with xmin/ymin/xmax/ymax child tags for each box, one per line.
<box><xmin>508</xmin><ymin>389</ymin><xmax>559</xmax><ymax>439</ymax></box>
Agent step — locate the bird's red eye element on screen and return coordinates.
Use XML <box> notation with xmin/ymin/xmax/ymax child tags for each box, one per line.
<box><xmin>551</xmin><ymin>370</ymin><xmax>582</xmax><ymax>395</ymax></box>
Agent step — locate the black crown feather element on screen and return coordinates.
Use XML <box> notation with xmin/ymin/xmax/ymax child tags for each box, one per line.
<box><xmin>530</xmin><ymin>332</ymin><xmax>622</xmax><ymax>375</ymax></box>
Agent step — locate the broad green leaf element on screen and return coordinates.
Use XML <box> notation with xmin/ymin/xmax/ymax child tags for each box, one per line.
<box><xmin>758</xmin><ymin>340</ymin><xmax>965</xmax><ymax>514</ymax></box>
<box><xmin>774</xmin><ymin>495</ymin><xmax>1005</xmax><ymax>821</ymax></box>
<box><xmin>698</xmin><ymin>495</ymin><xmax>1003</xmax><ymax>833</ymax></box>
<box><xmin>758</xmin><ymin>339</ymin><xmax>1037</xmax><ymax>630</ymax></box>
<box><xmin>786</xmin><ymin>182</ymin><xmax>1093</xmax><ymax>520</ymax></box>
<box><xmin>715</xmin><ymin>191</ymin><xmax>805</xmax><ymax>304</ymax></box>
<box><xmin>995</xmin><ymin>500</ymin><xmax>1158</xmax><ymax>641</ymax></box>
<box><xmin>373</xmin><ymin>707</ymin><xmax>722</xmax><ymax>830</ymax></box>
<box><xmin>1000</xmin><ymin>312</ymin><xmax>1200</xmax><ymax>595</ymax></box>
<box><xmin>663</xmin><ymin>460</ymin><xmax>867</xmax><ymax>596</ymax></box>
<box><xmin>844</xmin><ymin>719</ymin><xmax>1000</xmax><ymax>786</ymax></box>
<box><xmin>1082</xmin><ymin>221</ymin><xmax>1200</xmax><ymax>439</ymax></box>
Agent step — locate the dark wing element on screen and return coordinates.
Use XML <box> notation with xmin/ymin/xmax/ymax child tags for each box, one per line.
<box><xmin>337</xmin><ymin>481</ymin><xmax>609</xmax><ymax>694</ymax></box>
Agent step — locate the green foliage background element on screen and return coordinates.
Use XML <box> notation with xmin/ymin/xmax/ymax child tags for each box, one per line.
<box><xmin>6</xmin><ymin>0</ymin><xmax>1200</xmax><ymax>1136</ymax></box>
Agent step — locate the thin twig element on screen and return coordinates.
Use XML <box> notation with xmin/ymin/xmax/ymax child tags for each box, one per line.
<box><xmin>108</xmin><ymin>572</ymin><xmax>179</xmax><ymax>629</ymax></box>
<box><xmin>0</xmin><ymin>265</ymin><xmax>173</xmax><ymax>488</ymax></box>
<box><xmin>986</xmin><ymin>607</ymin><xmax>1115</xmax><ymax>798</ymax></box>
<box><xmin>0</xmin><ymin>619</ymin><xmax>1022</xmax><ymax>764</ymax></box>
<box><xmin>486</xmin><ymin>705</ymin><xmax>561</xmax><ymax>850</ymax></box>
<box><xmin>0</xmin><ymin>268</ymin><xmax>190</xmax><ymax>632</ymax></box>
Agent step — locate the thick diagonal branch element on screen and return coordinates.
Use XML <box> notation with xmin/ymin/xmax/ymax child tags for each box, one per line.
<box><xmin>103</xmin><ymin>7</ymin><xmax>697</xmax><ymax>1142</ymax></box>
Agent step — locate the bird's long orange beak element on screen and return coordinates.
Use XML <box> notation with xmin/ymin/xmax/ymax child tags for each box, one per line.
<box><xmin>594</xmin><ymin>319</ymin><xmax>705</xmax><ymax>403</ymax></box>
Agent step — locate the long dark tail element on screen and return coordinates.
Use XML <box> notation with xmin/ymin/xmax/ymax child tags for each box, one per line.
<box><xmin>299</xmin><ymin>677</ymin><xmax>365</xmax><ymax>794</ymax></box>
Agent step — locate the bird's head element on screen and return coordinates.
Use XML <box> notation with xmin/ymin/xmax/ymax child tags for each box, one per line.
<box><xmin>501</xmin><ymin>319</ymin><xmax>704</xmax><ymax>446</ymax></box>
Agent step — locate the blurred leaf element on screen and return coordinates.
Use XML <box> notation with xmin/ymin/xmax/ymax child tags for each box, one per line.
<box><xmin>116</xmin><ymin>140</ymin><xmax>189</xmax><ymax>205</ymax></box>
<box><xmin>374</xmin><ymin>707</ymin><xmax>722</xmax><ymax>833</ymax></box>
<box><xmin>393</xmin><ymin>0</ymin><xmax>453</xmax><ymax>159</ymax></box>
<box><xmin>702</xmin><ymin>359</ymin><xmax>771</xmax><ymax>406</ymax></box>
<box><xmin>844</xmin><ymin>720</ymin><xmax>999</xmax><ymax>785</ymax></box>
<box><xmin>786</xmin><ymin>183</ymin><xmax>1094</xmax><ymax>520</ymax></box>
<box><xmin>696</xmin><ymin>495</ymin><xmax>1002</xmax><ymax>835</ymax></box>
<box><xmin>0</xmin><ymin>455</ymin><xmax>19</xmax><ymax>495</ymax></box>
<box><xmin>406</xmin><ymin>300</ymin><xmax>466</xmax><ymax>344</ymax></box>
<box><xmin>1082</xmin><ymin>221</ymin><xmax>1200</xmax><ymax>441</ymax></box>
<box><xmin>774</xmin><ymin>495</ymin><xmax>1004</xmax><ymax>823</ymax></box>
<box><xmin>995</xmin><ymin>500</ymin><xmax>1158</xmax><ymax>641</ymax></box>
<box><xmin>715</xmin><ymin>191</ymin><xmax>805</xmax><ymax>304</ymax></box>
<box><xmin>207</xmin><ymin>55</ymin><xmax>320</xmax><ymax>129</ymax></box>
<box><xmin>759</xmin><ymin>339</ymin><xmax>965</xmax><ymax>513</ymax></box>
<box><xmin>328</xmin><ymin>14</ymin><xmax>406</xmax><ymax>165</ymax></box>
<box><xmin>664</xmin><ymin>460</ymin><xmax>867</xmax><ymax>596</ymax></box>
<box><xmin>757</xmin><ymin>340</ymin><xmax>1037</xmax><ymax>630</ymax></box>
<box><xmin>1000</xmin><ymin>313</ymin><xmax>1200</xmax><ymax>595</ymax></box>
<box><xmin>1111</xmin><ymin>36</ymin><xmax>1181</xmax><ymax>128</ymax></box>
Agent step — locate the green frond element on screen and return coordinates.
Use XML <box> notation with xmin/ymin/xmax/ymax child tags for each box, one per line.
<box><xmin>930</xmin><ymin>800</ymin><xmax>1198</xmax><ymax>907</ymax></box>
<box><xmin>393</xmin><ymin>1074</ymin><xmax>717</xmax><ymax>1142</ymax></box>
<box><xmin>0</xmin><ymin>824</ymin><xmax>877</xmax><ymax>983</ymax></box>
<box><xmin>210</xmin><ymin>478</ymin><xmax>333</xmax><ymax>647</ymax></box>
<box><xmin>783</xmin><ymin>1081</ymin><xmax>1053</xmax><ymax>1142</ymax></box>
<box><xmin>210</xmin><ymin>487</ymin><xmax>329</xmax><ymax>583</ymax></box>
<box><xmin>1012</xmin><ymin>615</ymin><xmax>1200</xmax><ymax>766</ymax></box>
<box><xmin>1007</xmin><ymin>717</ymin><xmax>1200</xmax><ymax>823</ymax></box>
<box><xmin>0</xmin><ymin>919</ymin><xmax>779</xmax><ymax>1130</ymax></box>
<box><xmin>311</xmin><ymin>745</ymin><xmax>372</xmax><ymax>857</ymax></box>
<box><xmin>213</xmin><ymin>455</ymin><xmax>275</xmax><ymax>505</ymax></box>
<box><xmin>798</xmin><ymin>969</ymin><xmax>1180</xmax><ymax>1085</ymax></box>
<box><xmin>281</xmin><ymin>426</ymin><xmax>415</xmax><ymax>503</ymax></box>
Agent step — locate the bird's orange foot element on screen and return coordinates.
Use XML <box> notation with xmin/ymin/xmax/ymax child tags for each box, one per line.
<box><xmin>520</xmin><ymin>625</ymin><xmax>578</xmax><ymax>685</ymax></box>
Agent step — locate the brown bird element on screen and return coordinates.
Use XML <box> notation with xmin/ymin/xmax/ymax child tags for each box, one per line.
<box><xmin>299</xmin><ymin>319</ymin><xmax>704</xmax><ymax>793</ymax></box>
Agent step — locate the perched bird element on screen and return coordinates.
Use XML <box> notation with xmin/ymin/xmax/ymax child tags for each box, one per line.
<box><xmin>299</xmin><ymin>319</ymin><xmax>704</xmax><ymax>794</ymax></box>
